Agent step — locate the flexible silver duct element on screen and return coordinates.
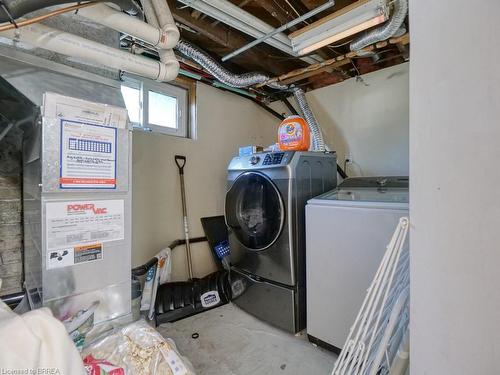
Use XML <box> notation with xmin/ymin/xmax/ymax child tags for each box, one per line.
<box><xmin>350</xmin><ymin>0</ymin><xmax>408</xmax><ymax>52</ymax></box>
<box><xmin>175</xmin><ymin>40</ymin><xmax>288</xmax><ymax>90</ymax></box>
<box><xmin>176</xmin><ymin>39</ymin><xmax>326</xmax><ymax>150</ymax></box>
<box><xmin>292</xmin><ymin>88</ymin><xmax>325</xmax><ymax>151</ymax></box>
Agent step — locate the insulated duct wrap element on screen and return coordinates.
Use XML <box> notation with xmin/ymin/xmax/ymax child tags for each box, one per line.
<box><xmin>176</xmin><ymin>40</ymin><xmax>287</xmax><ymax>90</ymax></box>
<box><xmin>350</xmin><ymin>0</ymin><xmax>408</xmax><ymax>52</ymax></box>
<box><xmin>0</xmin><ymin>0</ymin><xmax>142</xmax><ymax>22</ymax></box>
<box><xmin>292</xmin><ymin>88</ymin><xmax>325</xmax><ymax>151</ymax></box>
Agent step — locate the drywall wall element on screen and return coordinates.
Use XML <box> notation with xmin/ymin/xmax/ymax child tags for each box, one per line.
<box><xmin>410</xmin><ymin>1</ymin><xmax>500</xmax><ymax>374</ymax></box>
<box><xmin>274</xmin><ymin>63</ymin><xmax>409</xmax><ymax>177</ymax></box>
<box><xmin>133</xmin><ymin>83</ymin><xmax>278</xmax><ymax>280</ymax></box>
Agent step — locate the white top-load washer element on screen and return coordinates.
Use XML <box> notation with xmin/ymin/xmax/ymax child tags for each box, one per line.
<box><xmin>305</xmin><ymin>177</ymin><xmax>409</xmax><ymax>351</ymax></box>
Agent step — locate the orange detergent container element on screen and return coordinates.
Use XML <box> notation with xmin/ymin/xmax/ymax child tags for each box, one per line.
<box><xmin>278</xmin><ymin>115</ymin><xmax>311</xmax><ymax>151</ymax></box>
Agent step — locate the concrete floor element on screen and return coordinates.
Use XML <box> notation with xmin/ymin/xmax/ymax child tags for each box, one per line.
<box><xmin>157</xmin><ymin>303</ymin><xmax>337</xmax><ymax>375</ymax></box>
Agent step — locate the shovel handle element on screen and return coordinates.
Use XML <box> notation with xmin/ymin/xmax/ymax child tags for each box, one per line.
<box><xmin>174</xmin><ymin>155</ymin><xmax>186</xmax><ymax>174</ymax></box>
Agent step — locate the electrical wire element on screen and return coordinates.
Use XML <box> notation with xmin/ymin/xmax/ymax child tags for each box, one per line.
<box><xmin>0</xmin><ymin>1</ymin><xmax>95</xmax><ymax>32</ymax></box>
<box><xmin>283</xmin><ymin>0</ymin><xmax>301</xmax><ymax>18</ymax></box>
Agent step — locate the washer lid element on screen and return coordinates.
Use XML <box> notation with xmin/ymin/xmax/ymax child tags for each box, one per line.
<box><xmin>316</xmin><ymin>186</ymin><xmax>409</xmax><ymax>204</ymax></box>
<box><xmin>339</xmin><ymin>176</ymin><xmax>409</xmax><ymax>189</ymax></box>
<box><xmin>225</xmin><ymin>172</ymin><xmax>284</xmax><ymax>251</ymax></box>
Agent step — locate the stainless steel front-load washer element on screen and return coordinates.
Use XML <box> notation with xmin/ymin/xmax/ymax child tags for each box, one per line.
<box><xmin>225</xmin><ymin>151</ymin><xmax>337</xmax><ymax>332</ymax></box>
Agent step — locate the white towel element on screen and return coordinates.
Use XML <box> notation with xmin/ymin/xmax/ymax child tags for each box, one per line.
<box><xmin>0</xmin><ymin>299</ymin><xmax>86</xmax><ymax>375</ymax></box>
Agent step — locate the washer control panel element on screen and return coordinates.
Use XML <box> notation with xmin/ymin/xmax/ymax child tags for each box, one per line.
<box><xmin>250</xmin><ymin>155</ymin><xmax>261</xmax><ymax>165</ymax></box>
<box><xmin>229</xmin><ymin>151</ymin><xmax>301</xmax><ymax>171</ymax></box>
<box><xmin>230</xmin><ymin>152</ymin><xmax>294</xmax><ymax>170</ymax></box>
<box><xmin>263</xmin><ymin>152</ymin><xmax>285</xmax><ymax>165</ymax></box>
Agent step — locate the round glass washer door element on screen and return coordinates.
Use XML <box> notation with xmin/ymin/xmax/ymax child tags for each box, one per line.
<box><xmin>225</xmin><ymin>172</ymin><xmax>285</xmax><ymax>251</ymax></box>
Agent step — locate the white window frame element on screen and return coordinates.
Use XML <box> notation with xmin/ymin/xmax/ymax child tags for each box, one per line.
<box><xmin>121</xmin><ymin>74</ymin><xmax>189</xmax><ymax>138</ymax></box>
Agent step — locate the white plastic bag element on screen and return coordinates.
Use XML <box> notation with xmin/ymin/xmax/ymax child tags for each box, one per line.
<box><xmin>82</xmin><ymin>319</ymin><xmax>195</xmax><ymax>375</ymax></box>
<box><xmin>140</xmin><ymin>247</ymin><xmax>172</xmax><ymax>320</ymax></box>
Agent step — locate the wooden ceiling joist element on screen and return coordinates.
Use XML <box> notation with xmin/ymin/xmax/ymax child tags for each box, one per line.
<box><xmin>279</xmin><ymin>58</ymin><xmax>352</xmax><ymax>85</ymax></box>
<box><xmin>256</xmin><ymin>33</ymin><xmax>410</xmax><ymax>88</ymax></box>
<box><xmin>172</xmin><ymin>0</ymin><xmax>410</xmax><ymax>93</ymax></box>
<box><xmin>168</xmin><ymin>0</ymin><xmax>298</xmax><ymax>76</ymax></box>
<box><xmin>252</xmin><ymin>0</ymin><xmax>292</xmax><ymax>25</ymax></box>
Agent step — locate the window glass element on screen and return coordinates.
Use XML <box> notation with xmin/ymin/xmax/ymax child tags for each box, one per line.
<box><xmin>120</xmin><ymin>75</ymin><xmax>192</xmax><ymax>138</ymax></box>
<box><xmin>120</xmin><ymin>85</ymin><xmax>141</xmax><ymax>124</ymax></box>
<box><xmin>148</xmin><ymin>91</ymin><xmax>177</xmax><ymax>128</ymax></box>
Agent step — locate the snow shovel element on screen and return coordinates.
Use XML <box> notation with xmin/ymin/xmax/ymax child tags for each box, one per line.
<box><xmin>174</xmin><ymin>155</ymin><xmax>194</xmax><ymax>280</ymax></box>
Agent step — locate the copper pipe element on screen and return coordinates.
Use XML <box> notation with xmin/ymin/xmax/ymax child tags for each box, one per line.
<box><xmin>0</xmin><ymin>2</ymin><xmax>95</xmax><ymax>32</ymax></box>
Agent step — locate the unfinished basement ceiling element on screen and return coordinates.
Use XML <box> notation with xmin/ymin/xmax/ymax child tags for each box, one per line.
<box><xmin>165</xmin><ymin>0</ymin><xmax>409</xmax><ymax>95</ymax></box>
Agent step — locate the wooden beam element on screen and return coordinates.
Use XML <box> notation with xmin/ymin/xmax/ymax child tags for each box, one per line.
<box><xmin>257</xmin><ymin>33</ymin><xmax>410</xmax><ymax>87</ymax></box>
<box><xmin>279</xmin><ymin>58</ymin><xmax>352</xmax><ymax>85</ymax></box>
<box><xmin>390</xmin><ymin>33</ymin><xmax>410</xmax><ymax>45</ymax></box>
<box><xmin>259</xmin><ymin>57</ymin><xmax>352</xmax><ymax>87</ymax></box>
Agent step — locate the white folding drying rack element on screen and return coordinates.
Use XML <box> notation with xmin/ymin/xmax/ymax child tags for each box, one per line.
<box><xmin>332</xmin><ymin>217</ymin><xmax>410</xmax><ymax>375</ymax></box>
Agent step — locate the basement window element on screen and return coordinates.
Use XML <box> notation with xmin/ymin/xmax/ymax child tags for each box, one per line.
<box><xmin>121</xmin><ymin>75</ymin><xmax>193</xmax><ymax>138</ymax></box>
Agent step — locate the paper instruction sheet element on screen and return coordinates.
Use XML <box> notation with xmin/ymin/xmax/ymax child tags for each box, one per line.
<box><xmin>60</xmin><ymin>120</ymin><xmax>117</xmax><ymax>189</ymax></box>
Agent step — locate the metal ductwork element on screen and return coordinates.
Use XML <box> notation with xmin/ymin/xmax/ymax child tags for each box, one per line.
<box><xmin>176</xmin><ymin>40</ymin><xmax>287</xmax><ymax>90</ymax></box>
<box><xmin>176</xmin><ymin>40</ymin><xmax>326</xmax><ymax>151</ymax></box>
<box><xmin>350</xmin><ymin>0</ymin><xmax>408</xmax><ymax>52</ymax></box>
<box><xmin>292</xmin><ymin>88</ymin><xmax>325</xmax><ymax>151</ymax></box>
<box><xmin>0</xmin><ymin>0</ymin><xmax>142</xmax><ymax>22</ymax></box>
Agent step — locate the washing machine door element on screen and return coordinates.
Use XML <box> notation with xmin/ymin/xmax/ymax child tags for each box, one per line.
<box><xmin>225</xmin><ymin>172</ymin><xmax>284</xmax><ymax>251</ymax></box>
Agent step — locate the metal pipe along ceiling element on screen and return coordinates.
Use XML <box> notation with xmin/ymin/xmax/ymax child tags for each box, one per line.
<box><xmin>176</xmin><ymin>0</ymin><xmax>321</xmax><ymax>65</ymax></box>
<box><xmin>221</xmin><ymin>0</ymin><xmax>335</xmax><ymax>62</ymax></box>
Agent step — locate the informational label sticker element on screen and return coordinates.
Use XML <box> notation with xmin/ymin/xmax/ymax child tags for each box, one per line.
<box><xmin>74</xmin><ymin>243</ymin><xmax>103</xmax><ymax>264</ymax></box>
<box><xmin>200</xmin><ymin>291</ymin><xmax>221</xmax><ymax>308</ymax></box>
<box><xmin>46</xmin><ymin>200</ymin><xmax>125</xmax><ymax>251</ymax></box>
<box><xmin>60</xmin><ymin>120</ymin><xmax>117</xmax><ymax>189</ymax></box>
<box><xmin>47</xmin><ymin>247</ymin><xmax>74</xmax><ymax>269</ymax></box>
<box><xmin>47</xmin><ymin>243</ymin><xmax>103</xmax><ymax>269</ymax></box>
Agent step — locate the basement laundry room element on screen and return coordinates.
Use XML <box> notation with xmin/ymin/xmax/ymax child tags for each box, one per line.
<box><xmin>0</xmin><ymin>1</ymin><xmax>498</xmax><ymax>375</ymax></box>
